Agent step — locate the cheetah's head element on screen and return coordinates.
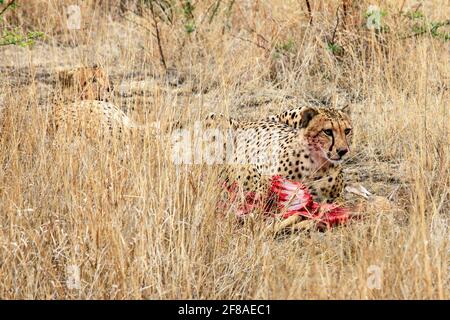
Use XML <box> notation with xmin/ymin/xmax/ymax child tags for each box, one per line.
<box><xmin>300</xmin><ymin>107</ymin><xmax>353</xmax><ymax>164</ymax></box>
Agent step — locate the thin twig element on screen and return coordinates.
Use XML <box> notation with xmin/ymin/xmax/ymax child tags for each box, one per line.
<box><xmin>413</xmin><ymin>3</ymin><xmax>423</xmax><ymax>15</ymax></box>
<box><xmin>196</xmin><ymin>0</ymin><xmax>220</xmax><ymax>30</ymax></box>
<box><xmin>155</xmin><ymin>0</ymin><xmax>174</xmax><ymax>25</ymax></box>
<box><xmin>149</xmin><ymin>0</ymin><xmax>167</xmax><ymax>70</ymax></box>
<box><xmin>304</xmin><ymin>0</ymin><xmax>313</xmax><ymax>25</ymax></box>
<box><xmin>330</xmin><ymin>6</ymin><xmax>341</xmax><ymax>44</ymax></box>
<box><xmin>0</xmin><ymin>0</ymin><xmax>15</xmax><ymax>17</ymax></box>
<box><xmin>208</xmin><ymin>0</ymin><xmax>222</xmax><ymax>24</ymax></box>
<box><xmin>229</xmin><ymin>33</ymin><xmax>269</xmax><ymax>51</ymax></box>
<box><xmin>246</xmin><ymin>26</ymin><xmax>269</xmax><ymax>45</ymax></box>
<box><xmin>398</xmin><ymin>0</ymin><xmax>407</xmax><ymax>16</ymax></box>
<box><xmin>221</xmin><ymin>0</ymin><xmax>235</xmax><ymax>34</ymax></box>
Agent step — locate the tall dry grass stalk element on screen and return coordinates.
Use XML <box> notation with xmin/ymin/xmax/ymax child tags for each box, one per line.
<box><xmin>0</xmin><ymin>0</ymin><xmax>448</xmax><ymax>299</ymax></box>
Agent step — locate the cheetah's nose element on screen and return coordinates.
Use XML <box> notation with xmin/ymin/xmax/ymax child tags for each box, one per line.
<box><xmin>337</xmin><ymin>148</ymin><xmax>349</xmax><ymax>158</ymax></box>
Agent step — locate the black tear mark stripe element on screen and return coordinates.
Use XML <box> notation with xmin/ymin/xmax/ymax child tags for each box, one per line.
<box><xmin>329</xmin><ymin>120</ymin><xmax>335</xmax><ymax>152</ymax></box>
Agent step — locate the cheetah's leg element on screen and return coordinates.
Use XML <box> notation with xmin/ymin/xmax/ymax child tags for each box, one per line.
<box><xmin>220</xmin><ymin>164</ymin><xmax>273</xmax><ymax>215</ymax></box>
<box><xmin>290</xmin><ymin>219</ymin><xmax>316</xmax><ymax>231</ymax></box>
<box><xmin>273</xmin><ymin>215</ymin><xmax>301</xmax><ymax>233</ymax></box>
<box><xmin>273</xmin><ymin>216</ymin><xmax>316</xmax><ymax>234</ymax></box>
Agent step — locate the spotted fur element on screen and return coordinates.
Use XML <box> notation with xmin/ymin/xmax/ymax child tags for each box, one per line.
<box><xmin>51</xmin><ymin>100</ymin><xmax>142</xmax><ymax>141</ymax></box>
<box><xmin>49</xmin><ymin>100</ymin><xmax>353</xmax><ymax>203</ymax></box>
<box><xmin>220</xmin><ymin>106</ymin><xmax>353</xmax><ymax>203</ymax></box>
<box><xmin>57</xmin><ymin>66</ymin><xmax>112</xmax><ymax>100</ymax></box>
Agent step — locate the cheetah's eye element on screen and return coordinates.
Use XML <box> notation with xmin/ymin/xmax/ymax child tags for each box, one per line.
<box><xmin>344</xmin><ymin>128</ymin><xmax>352</xmax><ymax>135</ymax></box>
<box><xmin>323</xmin><ymin>129</ymin><xmax>333</xmax><ymax>136</ymax></box>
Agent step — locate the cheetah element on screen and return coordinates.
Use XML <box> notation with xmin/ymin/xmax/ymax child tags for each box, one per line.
<box><xmin>215</xmin><ymin>106</ymin><xmax>353</xmax><ymax>203</ymax></box>
<box><xmin>50</xmin><ymin>100</ymin><xmax>143</xmax><ymax>142</ymax></box>
<box><xmin>57</xmin><ymin>65</ymin><xmax>112</xmax><ymax>100</ymax></box>
<box><xmin>49</xmin><ymin>99</ymin><xmax>352</xmax><ymax>203</ymax></box>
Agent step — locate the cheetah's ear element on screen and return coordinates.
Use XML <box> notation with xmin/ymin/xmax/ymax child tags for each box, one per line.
<box><xmin>299</xmin><ymin>107</ymin><xmax>319</xmax><ymax>128</ymax></box>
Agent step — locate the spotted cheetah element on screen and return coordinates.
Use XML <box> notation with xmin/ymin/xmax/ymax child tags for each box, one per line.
<box><xmin>213</xmin><ymin>106</ymin><xmax>353</xmax><ymax>203</ymax></box>
<box><xmin>50</xmin><ymin>100</ymin><xmax>142</xmax><ymax>141</ymax></box>
<box><xmin>49</xmin><ymin>99</ymin><xmax>352</xmax><ymax>203</ymax></box>
<box><xmin>57</xmin><ymin>66</ymin><xmax>112</xmax><ymax>100</ymax></box>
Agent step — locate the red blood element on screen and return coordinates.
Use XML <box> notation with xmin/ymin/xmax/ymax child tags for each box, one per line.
<box><xmin>220</xmin><ymin>175</ymin><xmax>353</xmax><ymax>229</ymax></box>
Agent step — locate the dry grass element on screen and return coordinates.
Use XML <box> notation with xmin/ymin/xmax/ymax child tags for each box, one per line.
<box><xmin>0</xmin><ymin>0</ymin><xmax>448</xmax><ymax>299</ymax></box>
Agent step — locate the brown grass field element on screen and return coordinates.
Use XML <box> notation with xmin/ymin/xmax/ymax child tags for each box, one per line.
<box><xmin>0</xmin><ymin>0</ymin><xmax>448</xmax><ymax>299</ymax></box>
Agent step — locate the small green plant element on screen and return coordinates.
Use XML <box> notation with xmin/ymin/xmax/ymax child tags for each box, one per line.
<box><xmin>406</xmin><ymin>10</ymin><xmax>425</xmax><ymax>20</ymax></box>
<box><xmin>404</xmin><ymin>8</ymin><xmax>449</xmax><ymax>41</ymax></box>
<box><xmin>0</xmin><ymin>0</ymin><xmax>44</xmax><ymax>47</ymax></box>
<box><xmin>0</xmin><ymin>29</ymin><xmax>44</xmax><ymax>47</ymax></box>
<box><xmin>326</xmin><ymin>42</ymin><xmax>343</xmax><ymax>55</ymax></box>
<box><xmin>276</xmin><ymin>38</ymin><xmax>295</xmax><ymax>53</ymax></box>
<box><xmin>181</xmin><ymin>0</ymin><xmax>196</xmax><ymax>35</ymax></box>
<box><xmin>272</xmin><ymin>38</ymin><xmax>295</xmax><ymax>59</ymax></box>
<box><xmin>429</xmin><ymin>20</ymin><xmax>450</xmax><ymax>40</ymax></box>
<box><xmin>184</xmin><ymin>21</ymin><xmax>195</xmax><ymax>34</ymax></box>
